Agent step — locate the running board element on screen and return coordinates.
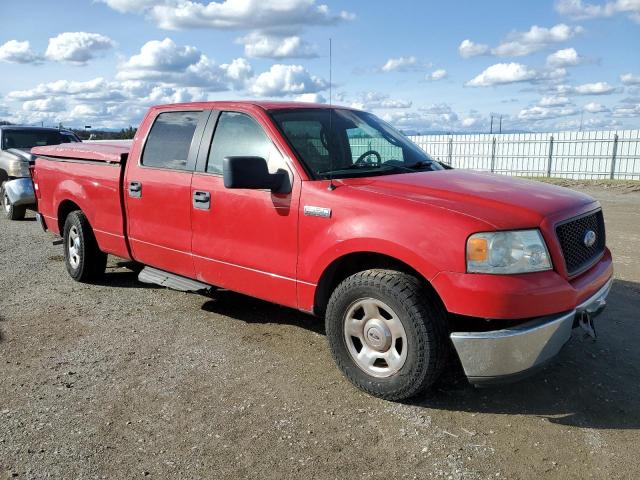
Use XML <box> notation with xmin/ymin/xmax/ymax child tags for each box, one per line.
<box><xmin>138</xmin><ymin>266</ymin><xmax>210</xmax><ymax>292</ymax></box>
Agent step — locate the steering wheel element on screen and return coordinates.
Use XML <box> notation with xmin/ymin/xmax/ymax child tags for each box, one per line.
<box><xmin>355</xmin><ymin>150</ymin><xmax>382</xmax><ymax>166</ymax></box>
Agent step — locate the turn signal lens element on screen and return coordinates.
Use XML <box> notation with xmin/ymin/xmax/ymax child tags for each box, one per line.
<box><xmin>467</xmin><ymin>237</ymin><xmax>488</xmax><ymax>262</ymax></box>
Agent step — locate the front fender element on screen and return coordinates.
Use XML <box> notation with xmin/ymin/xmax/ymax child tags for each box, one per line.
<box><xmin>305</xmin><ymin>237</ymin><xmax>440</xmax><ymax>285</ymax></box>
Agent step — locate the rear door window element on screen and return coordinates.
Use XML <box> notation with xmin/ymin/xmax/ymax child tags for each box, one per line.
<box><xmin>142</xmin><ymin>111</ymin><xmax>202</xmax><ymax>170</ymax></box>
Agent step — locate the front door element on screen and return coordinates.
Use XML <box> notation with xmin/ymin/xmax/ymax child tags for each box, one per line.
<box><xmin>125</xmin><ymin>109</ymin><xmax>208</xmax><ymax>278</ymax></box>
<box><xmin>190</xmin><ymin>110</ymin><xmax>300</xmax><ymax>308</ymax></box>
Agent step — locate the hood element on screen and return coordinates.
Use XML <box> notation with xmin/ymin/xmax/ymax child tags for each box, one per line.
<box><xmin>340</xmin><ymin>170</ymin><xmax>596</xmax><ymax>229</ymax></box>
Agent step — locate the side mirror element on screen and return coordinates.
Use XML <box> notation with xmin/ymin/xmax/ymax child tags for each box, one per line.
<box><xmin>223</xmin><ymin>156</ymin><xmax>291</xmax><ymax>193</ymax></box>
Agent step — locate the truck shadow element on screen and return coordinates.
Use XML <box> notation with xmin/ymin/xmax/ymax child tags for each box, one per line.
<box><xmin>201</xmin><ymin>279</ymin><xmax>640</xmax><ymax>431</ymax></box>
<box><xmin>200</xmin><ymin>290</ymin><xmax>324</xmax><ymax>335</ymax></box>
<box><xmin>90</xmin><ymin>260</ymin><xmax>161</xmax><ymax>289</ymax></box>
<box><xmin>413</xmin><ymin>278</ymin><xmax>640</xmax><ymax>430</ymax></box>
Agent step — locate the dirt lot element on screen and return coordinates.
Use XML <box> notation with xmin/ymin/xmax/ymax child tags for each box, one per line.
<box><xmin>1</xmin><ymin>182</ymin><xmax>639</xmax><ymax>480</ymax></box>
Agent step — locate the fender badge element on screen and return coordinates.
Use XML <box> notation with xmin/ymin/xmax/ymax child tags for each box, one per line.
<box><xmin>304</xmin><ymin>205</ymin><xmax>332</xmax><ymax>218</ymax></box>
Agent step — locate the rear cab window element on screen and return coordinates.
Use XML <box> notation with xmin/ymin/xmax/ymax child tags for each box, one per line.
<box><xmin>142</xmin><ymin>111</ymin><xmax>202</xmax><ymax>170</ymax></box>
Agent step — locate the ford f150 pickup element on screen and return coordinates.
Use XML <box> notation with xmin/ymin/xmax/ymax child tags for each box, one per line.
<box><xmin>31</xmin><ymin>102</ymin><xmax>613</xmax><ymax>400</ymax></box>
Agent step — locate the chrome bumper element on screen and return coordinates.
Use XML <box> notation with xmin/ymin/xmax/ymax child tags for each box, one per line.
<box><xmin>450</xmin><ymin>277</ymin><xmax>613</xmax><ymax>385</ymax></box>
<box><xmin>4</xmin><ymin>177</ymin><xmax>35</xmax><ymax>207</ymax></box>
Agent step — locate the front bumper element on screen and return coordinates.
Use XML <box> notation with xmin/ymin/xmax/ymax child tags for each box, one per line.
<box><xmin>4</xmin><ymin>177</ymin><xmax>35</xmax><ymax>207</ymax></box>
<box><xmin>450</xmin><ymin>277</ymin><xmax>613</xmax><ymax>385</ymax></box>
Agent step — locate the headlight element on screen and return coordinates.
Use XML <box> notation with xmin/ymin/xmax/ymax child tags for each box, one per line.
<box><xmin>466</xmin><ymin>229</ymin><xmax>552</xmax><ymax>274</ymax></box>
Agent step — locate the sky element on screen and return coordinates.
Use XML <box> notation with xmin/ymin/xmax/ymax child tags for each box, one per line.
<box><xmin>0</xmin><ymin>0</ymin><xmax>638</xmax><ymax>133</ymax></box>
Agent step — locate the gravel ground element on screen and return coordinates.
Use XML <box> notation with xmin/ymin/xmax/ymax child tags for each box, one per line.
<box><xmin>1</xmin><ymin>182</ymin><xmax>639</xmax><ymax>480</ymax></box>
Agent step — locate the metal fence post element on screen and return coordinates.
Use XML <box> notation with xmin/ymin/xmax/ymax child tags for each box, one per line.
<box><xmin>447</xmin><ymin>136</ymin><xmax>453</xmax><ymax>166</ymax></box>
<box><xmin>547</xmin><ymin>135</ymin><xmax>554</xmax><ymax>177</ymax></box>
<box><xmin>490</xmin><ymin>136</ymin><xmax>496</xmax><ymax>172</ymax></box>
<box><xmin>610</xmin><ymin>134</ymin><xmax>619</xmax><ymax>180</ymax></box>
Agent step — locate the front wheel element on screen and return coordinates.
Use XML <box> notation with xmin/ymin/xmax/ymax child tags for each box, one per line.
<box><xmin>325</xmin><ymin>269</ymin><xmax>449</xmax><ymax>401</ymax></box>
<box><xmin>1</xmin><ymin>182</ymin><xmax>26</xmax><ymax>220</ymax></box>
<box><xmin>63</xmin><ymin>210</ymin><xmax>107</xmax><ymax>282</ymax></box>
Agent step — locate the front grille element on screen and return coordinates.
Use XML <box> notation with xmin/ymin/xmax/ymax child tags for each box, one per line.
<box><xmin>555</xmin><ymin>210</ymin><xmax>606</xmax><ymax>276</ymax></box>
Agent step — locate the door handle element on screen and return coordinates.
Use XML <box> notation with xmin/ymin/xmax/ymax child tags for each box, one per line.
<box><xmin>193</xmin><ymin>190</ymin><xmax>211</xmax><ymax>210</ymax></box>
<box><xmin>128</xmin><ymin>181</ymin><xmax>142</xmax><ymax>198</ymax></box>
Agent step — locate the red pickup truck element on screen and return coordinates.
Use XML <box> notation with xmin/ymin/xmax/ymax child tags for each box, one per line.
<box><xmin>31</xmin><ymin>101</ymin><xmax>613</xmax><ymax>400</ymax></box>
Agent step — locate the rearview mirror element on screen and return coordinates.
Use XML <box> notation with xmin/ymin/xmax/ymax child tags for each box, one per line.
<box><xmin>223</xmin><ymin>156</ymin><xmax>291</xmax><ymax>194</ymax></box>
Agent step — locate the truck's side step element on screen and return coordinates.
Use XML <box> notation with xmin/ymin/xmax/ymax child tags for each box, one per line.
<box><xmin>138</xmin><ymin>266</ymin><xmax>210</xmax><ymax>292</ymax></box>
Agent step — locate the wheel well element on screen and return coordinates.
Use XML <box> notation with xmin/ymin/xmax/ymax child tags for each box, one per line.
<box><xmin>313</xmin><ymin>252</ymin><xmax>432</xmax><ymax>317</ymax></box>
<box><xmin>57</xmin><ymin>200</ymin><xmax>82</xmax><ymax>233</ymax></box>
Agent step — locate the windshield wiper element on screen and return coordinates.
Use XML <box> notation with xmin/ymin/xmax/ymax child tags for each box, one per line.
<box><xmin>317</xmin><ymin>163</ymin><xmax>385</xmax><ymax>176</ymax></box>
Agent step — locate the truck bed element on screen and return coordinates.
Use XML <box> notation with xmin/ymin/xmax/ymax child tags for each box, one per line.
<box><xmin>32</xmin><ymin>141</ymin><xmax>131</xmax><ymax>260</ymax></box>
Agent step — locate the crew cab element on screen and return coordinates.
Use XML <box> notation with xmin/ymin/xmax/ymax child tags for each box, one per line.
<box><xmin>0</xmin><ymin>126</ymin><xmax>80</xmax><ymax>220</ymax></box>
<box><xmin>31</xmin><ymin>102</ymin><xmax>613</xmax><ymax>400</ymax></box>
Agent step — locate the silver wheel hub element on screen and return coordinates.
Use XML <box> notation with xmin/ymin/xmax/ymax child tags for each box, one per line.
<box><xmin>68</xmin><ymin>226</ymin><xmax>81</xmax><ymax>269</ymax></box>
<box><xmin>364</xmin><ymin>318</ymin><xmax>392</xmax><ymax>351</ymax></box>
<box><xmin>344</xmin><ymin>298</ymin><xmax>408</xmax><ymax>378</ymax></box>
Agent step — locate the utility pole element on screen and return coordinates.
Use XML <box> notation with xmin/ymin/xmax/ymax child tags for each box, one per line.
<box><xmin>579</xmin><ymin>111</ymin><xmax>584</xmax><ymax>132</ymax></box>
<box><xmin>490</xmin><ymin>115</ymin><xmax>494</xmax><ymax>134</ymax></box>
<box><xmin>499</xmin><ymin>115</ymin><xmax>503</xmax><ymax>134</ymax></box>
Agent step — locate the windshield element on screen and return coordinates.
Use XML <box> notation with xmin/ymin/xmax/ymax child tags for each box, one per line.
<box><xmin>2</xmin><ymin>130</ymin><xmax>79</xmax><ymax>150</ymax></box>
<box><xmin>270</xmin><ymin>108</ymin><xmax>442</xmax><ymax>179</ymax></box>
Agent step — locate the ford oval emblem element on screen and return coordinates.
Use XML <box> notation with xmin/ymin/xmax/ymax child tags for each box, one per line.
<box><xmin>583</xmin><ymin>230</ymin><xmax>597</xmax><ymax>247</ymax></box>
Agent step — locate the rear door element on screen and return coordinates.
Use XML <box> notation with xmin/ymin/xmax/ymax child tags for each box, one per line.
<box><xmin>125</xmin><ymin>109</ymin><xmax>209</xmax><ymax>278</ymax></box>
<box><xmin>190</xmin><ymin>109</ymin><xmax>301</xmax><ymax>308</ymax></box>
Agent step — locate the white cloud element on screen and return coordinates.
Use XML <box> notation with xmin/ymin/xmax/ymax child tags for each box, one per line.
<box><xmin>458</xmin><ymin>39</ymin><xmax>489</xmax><ymax>58</ymax></box>
<box><xmin>491</xmin><ymin>24</ymin><xmax>584</xmax><ymax>57</ymax></box>
<box><xmin>7</xmin><ymin>76</ymin><xmax>210</xmax><ymax>127</ymax></box>
<box><xmin>612</xmin><ymin>102</ymin><xmax>640</xmax><ymax>117</ymax></box>
<box><xmin>219</xmin><ymin>57</ymin><xmax>253</xmax><ymax>88</ymax></box>
<box><xmin>135</xmin><ymin>0</ymin><xmax>355</xmax><ymax>31</ymax></box>
<box><xmin>116</xmin><ymin>38</ymin><xmax>240</xmax><ymax>90</ymax></box>
<box><xmin>546</xmin><ymin>48</ymin><xmax>583</xmax><ymax>67</ymax></box>
<box><xmin>466</xmin><ymin>63</ymin><xmax>538</xmax><ymax>87</ymax></box>
<box><xmin>119</xmin><ymin>38</ymin><xmax>200</xmax><ymax>72</ymax></box>
<box><xmin>426</xmin><ymin>69</ymin><xmax>448</xmax><ymax>81</ymax></box>
<box><xmin>45</xmin><ymin>32</ymin><xmax>115</xmax><ymax>64</ymax></box>
<box><xmin>99</xmin><ymin>0</ymin><xmax>157</xmax><ymax>13</ymax></box>
<box><xmin>349</xmin><ymin>92</ymin><xmax>412</xmax><ymax>110</ymax></box>
<box><xmin>22</xmin><ymin>98</ymin><xmax>67</xmax><ymax>113</ymax></box>
<box><xmin>9</xmin><ymin>78</ymin><xmax>112</xmax><ymax>100</ymax></box>
<box><xmin>239</xmin><ymin>32</ymin><xmax>317</xmax><ymax>59</ymax></box>
<box><xmin>574</xmin><ymin>81</ymin><xmax>617</xmax><ymax>94</ymax></box>
<box><xmin>294</xmin><ymin>93</ymin><xmax>326</xmax><ymax>103</ymax></box>
<box><xmin>583</xmin><ymin>101</ymin><xmax>609</xmax><ymax>113</ymax></box>
<box><xmin>539</xmin><ymin>95</ymin><xmax>571</xmax><ymax>106</ymax></box>
<box><xmin>555</xmin><ymin>0</ymin><xmax>640</xmax><ymax>23</ymax></box>
<box><xmin>518</xmin><ymin>105</ymin><xmax>579</xmax><ymax>120</ymax></box>
<box><xmin>0</xmin><ymin>40</ymin><xmax>41</xmax><ymax>64</ymax></box>
<box><xmin>621</xmin><ymin>73</ymin><xmax>640</xmax><ymax>85</ymax></box>
<box><xmin>248</xmin><ymin>64</ymin><xmax>327</xmax><ymax>97</ymax></box>
<box><xmin>381</xmin><ymin>56</ymin><xmax>419</xmax><ymax>72</ymax></box>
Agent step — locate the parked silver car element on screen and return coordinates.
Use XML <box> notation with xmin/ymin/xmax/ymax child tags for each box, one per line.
<box><xmin>0</xmin><ymin>126</ymin><xmax>80</xmax><ymax>219</ymax></box>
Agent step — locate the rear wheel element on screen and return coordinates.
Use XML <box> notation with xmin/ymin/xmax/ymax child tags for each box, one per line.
<box><xmin>1</xmin><ymin>182</ymin><xmax>26</xmax><ymax>220</ymax></box>
<box><xmin>63</xmin><ymin>210</ymin><xmax>107</xmax><ymax>282</ymax></box>
<box><xmin>325</xmin><ymin>269</ymin><xmax>449</xmax><ymax>401</ymax></box>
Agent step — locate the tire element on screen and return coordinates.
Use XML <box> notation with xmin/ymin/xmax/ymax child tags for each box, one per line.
<box><xmin>62</xmin><ymin>210</ymin><xmax>107</xmax><ymax>282</ymax></box>
<box><xmin>1</xmin><ymin>182</ymin><xmax>26</xmax><ymax>220</ymax></box>
<box><xmin>325</xmin><ymin>269</ymin><xmax>449</xmax><ymax>401</ymax></box>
